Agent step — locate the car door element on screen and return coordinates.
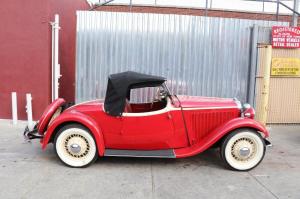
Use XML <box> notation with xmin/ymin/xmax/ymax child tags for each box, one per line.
<box><xmin>120</xmin><ymin>108</ymin><xmax>175</xmax><ymax>150</ymax></box>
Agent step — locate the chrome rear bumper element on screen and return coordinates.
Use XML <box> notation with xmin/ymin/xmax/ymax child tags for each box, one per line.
<box><xmin>23</xmin><ymin>123</ymin><xmax>43</xmax><ymax>141</ymax></box>
<box><xmin>264</xmin><ymin>139</ymin><xmax>272</xmax><ymax>147</ymax></box>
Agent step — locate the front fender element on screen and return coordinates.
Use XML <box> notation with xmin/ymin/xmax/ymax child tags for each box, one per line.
<box><xmin>41</xmin><ymin>110</ymin><xmax>105</xmax><ymax>156</ymax></box>
<box><xmin>174</xmin><ymin>117</ymin><xmax>269</xmax><ymax>158</ymax></box>
<box><xmin>218</xmin><ymin>117</ymin><xmax>269</xmax><ymax>138</ymax></box>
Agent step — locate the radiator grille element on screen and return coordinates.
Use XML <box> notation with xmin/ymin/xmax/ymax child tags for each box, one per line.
<box><xmin>185</xmin><ymin>110</ymin><xmax>238</xmax><ymax>143</ymax></box>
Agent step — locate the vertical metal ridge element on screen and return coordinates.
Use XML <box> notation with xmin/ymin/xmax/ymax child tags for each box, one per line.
<box><xmin>76</xmin><ymin>11</ymin><xmax>288</xmax><ymax>103</ymax></box>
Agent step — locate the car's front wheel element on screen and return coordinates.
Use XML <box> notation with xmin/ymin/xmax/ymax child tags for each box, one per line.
<box><xmin>220</xmin><ymin>129</ymin><xmax>266</xmax><ymax>171</ymax></box>
<box><xmin>54</xmin><ymin>124</ymin><xmax>98</xmax><ymax>168</ymax></box>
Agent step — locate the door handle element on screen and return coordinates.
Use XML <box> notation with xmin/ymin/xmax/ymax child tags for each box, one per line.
<box><xmin>167</xmin><ymin>112</ymin><xmax>172</xmax><ymax>119</ymax></box>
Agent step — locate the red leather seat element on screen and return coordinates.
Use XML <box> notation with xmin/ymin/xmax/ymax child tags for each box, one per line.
<box><xmin>124</xmin><ymin>99</ymin><xmax>132</xmax><ymax>113</ymax></box>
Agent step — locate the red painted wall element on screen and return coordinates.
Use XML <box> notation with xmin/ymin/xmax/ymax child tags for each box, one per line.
<box><xmin>0</xmin><ymin>0</ymin><xmax>88</xmax><ymax>120</ymax></box>
<box><xmin>0</xmin><ymin>1</ymin><xmax>51</xmax><ymax>121</ymax></box>
<box><xmin>49</xmin><ymin>0</ymin><xmax>89</xmax><ymax>105</ymax></box>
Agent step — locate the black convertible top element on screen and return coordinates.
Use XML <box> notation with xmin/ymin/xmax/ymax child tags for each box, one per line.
<box><xmin>104</xmin><ymin>71</ymin><xmax>166</xmax><ymax>116</ymax></box>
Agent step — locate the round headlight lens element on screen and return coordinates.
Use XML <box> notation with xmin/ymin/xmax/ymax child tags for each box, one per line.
<box><xmin>243</xmin><ymin>105</ymin><xmax>255</xmax><ymax>119</ymax></box>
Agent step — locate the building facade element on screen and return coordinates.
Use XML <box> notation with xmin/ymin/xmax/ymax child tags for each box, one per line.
<box><xmin>0</xmin><ymin>0</ymin><xmax>89</xmax><ymax>120</ymax></box>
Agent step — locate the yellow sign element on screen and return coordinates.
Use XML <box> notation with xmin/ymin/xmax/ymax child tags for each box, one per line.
<box><xmin>271</xmin><ymin>58</ymin><xmax>300</xmax><ymax>76</ymax></box>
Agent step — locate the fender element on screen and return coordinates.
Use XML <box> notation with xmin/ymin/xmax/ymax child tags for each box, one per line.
<box><xmin>41</xmin><ymin>110</ymin><xmax>105</xmax><ymax>156</ymax></box>
<box><xmin>37</xmin><ymin>98</ymin><xmax>65</xmax><ymax>134</ymax></box>
<box><xmin>174</xmin><ymin>117</ymin><xmax>269</xmax><ymax>158</ymax></box>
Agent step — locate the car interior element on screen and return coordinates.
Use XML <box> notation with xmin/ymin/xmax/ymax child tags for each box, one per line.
<box><xmin>123</xmin><ymin>87</ymin><xmax>168</xmax><ymax>113</ymax></box>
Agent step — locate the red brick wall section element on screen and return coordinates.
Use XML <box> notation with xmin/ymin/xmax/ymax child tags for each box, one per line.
<box><xmin>94</xmin><ymin>5</ymin><xmax>297</xmax><ymax>25</ymax></box>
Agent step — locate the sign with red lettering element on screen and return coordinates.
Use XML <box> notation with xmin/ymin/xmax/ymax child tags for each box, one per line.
<box><xmin>272</xmin><ymin>26</ymin><xmax>300</xmax><ymax>48</ymax></box>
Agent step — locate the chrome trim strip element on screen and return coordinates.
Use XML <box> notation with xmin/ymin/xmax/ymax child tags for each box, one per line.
<box><xmin>72</xmin><ymin>99</ymin><xmax>102</xmax><ymax>108</ymax></box>
<box><xmin>122</xmin><ymin>98</ymin><xmax>239</xmax><ymax>117</ymax></box>
<box><xmin>181</xmin><ymin>106</ymin><xmax>238</xmax><ymax>111</ymax></box>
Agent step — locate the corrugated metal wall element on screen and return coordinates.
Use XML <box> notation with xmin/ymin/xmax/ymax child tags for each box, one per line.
<box><xmin>76</xmin><ymin>11</ymin><xmax>287</xmax><ymax>103</ymax></box>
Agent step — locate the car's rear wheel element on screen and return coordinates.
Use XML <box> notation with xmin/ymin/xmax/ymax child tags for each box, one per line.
<box><xmin>220</xmin><ymin>129</ymin><xmax>266</xmax><ymax>171</ymax></box>
<box><xmin>54</xmin><ymin>124</ymin><xmax>98</xmax><ymax>168</ymax></box>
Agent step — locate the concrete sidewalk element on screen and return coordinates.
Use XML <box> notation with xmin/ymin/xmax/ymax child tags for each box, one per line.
<box><xmin>0</xmin><ymin>120</ymin><xmax>299</xmax><ymax>199</ymax></box>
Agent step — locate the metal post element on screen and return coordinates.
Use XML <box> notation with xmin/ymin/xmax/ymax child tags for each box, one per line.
<box><xmin>51</xmin><ymin>14</ymin><xmax>61</xmax><ymax>101</ymax></box>
<box><xmin>11</xmin><ymin>92</ymin><xmax>18</xmax><ymax>125</ymax></box>
<box><xmin>26</xmin><ymin>94</ymin><xmax>33</xmax><ymax>130</ymax></box>
<box><xmin>205</xmin><ymin>0</ymin><xmax>209</xmax><ymax>17</ymax></box>
<box><xmin>293</xmin><ymin>0</ymin><xmax>299</xmax><ymax>26</ymax></box>
<box><xmin>247</xmin><ymin>25</ymin><xmax>258</xmax><ymax>107</ymax></box>
<box><xmin>259</xmin><ymin>45</ymin><xmax>272</xmax><ymax>125</ymax></box>
<box><xmin>276</xmin><ymin>0</ymin><xmax>280</xmax><ymax>21</ymax></box>
<box><xmin>129</xmin><ymin>0</ymin><xmax>132</xmax><ymax>11</ymax></box>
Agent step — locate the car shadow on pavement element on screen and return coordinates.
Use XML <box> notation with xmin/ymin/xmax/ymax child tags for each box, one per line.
<box><xmin>28</xmin><ymin>142</ymin><xmax>225</xmax><ymax>170</ymax></box>
<box><xmin>93</xmin><ymin>148</ymin><xmax>225</xmax><ymax>170</ymax></box>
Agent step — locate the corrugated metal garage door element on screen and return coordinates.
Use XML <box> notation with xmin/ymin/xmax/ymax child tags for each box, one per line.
<box><xmin>75</xmin><ymin>11</ymin><xmax>287</xmax><ymax>103</ymax></box>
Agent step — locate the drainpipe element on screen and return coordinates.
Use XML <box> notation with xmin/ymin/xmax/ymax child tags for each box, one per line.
<box><xmin>51</xmin><ymin>14</ymin><xmax>61</xmax><ymax>102</ymax></box>
<box><xmin>205</xmin><ymin>0</ymin><xmax>208</xmax><ymax>16</ymax></box>
<box><xmin>292</xmin><ymin>0</ymin><xmax>299</xmax><ymax>26</ymax></box>
<box><xmin>259</xmin><ymin>45</ymin><xmax>272</xmax><ymax>125</ymax></box>
<box><xmin>276</xmin><ymin>0</ymin><xmax>279</xmax><ymax>21</ymax></box>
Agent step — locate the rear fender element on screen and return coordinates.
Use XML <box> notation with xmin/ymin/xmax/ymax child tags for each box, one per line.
<box><xmin>174</xmin><ymin>117</ymin><xmax>269</xmax><ymax>158</ymax></box>
<box><xmin>37</xmin><ymin>98</ymin><xmax>66</xmax><ymax>134</ymax></box>
<box><xmin>41</xmin><ymin>110</ymin><xmax>105</xmax><ymax>156</ymax></box>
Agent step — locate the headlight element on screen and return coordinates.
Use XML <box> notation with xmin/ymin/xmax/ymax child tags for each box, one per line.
<box><xmin>243</xmin><ymin>103</ymin><xmax>255</xmax><ymax>119</ymax></box>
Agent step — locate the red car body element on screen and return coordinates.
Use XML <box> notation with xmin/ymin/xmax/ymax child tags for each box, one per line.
<box><xmin>25</xmin><ymin>71</ymin><xmax>269</xmax><ymax>169</ymax></box>
<box><xmin>37</xmin><ymin>96</ymin><xmax>268</xmax><ymax>158</ymax></box>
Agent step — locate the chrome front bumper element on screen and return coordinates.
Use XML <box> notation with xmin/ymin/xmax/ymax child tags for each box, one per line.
<box><xmin>23</xmin><ymin>123</ymin><xmax>43</xmax><ymax>141</ymax></box>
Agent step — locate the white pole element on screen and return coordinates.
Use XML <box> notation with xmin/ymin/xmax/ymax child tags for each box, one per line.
<box><xmin>51</xmin><ymin>14</ymin><xmax>61</xmax><ymax>101</ymax></box>
<box><xmin>51</xmin><ymin>17</ymin><xmax>55</xmax><ymax>101</ymax></box>
<box><xmin>26</xmin><ymin>94</ymin><xmax>33</xmax><ymax>130</ymax></box>
<box><xmin>11</xmin><ymin>92</ymin><xmax>18</xmax><ymax>125</ymax></box>
<box><xmin>54</xmin><ymin>14</ymin><xmax>60</xmax><ymax>100</ymax></box>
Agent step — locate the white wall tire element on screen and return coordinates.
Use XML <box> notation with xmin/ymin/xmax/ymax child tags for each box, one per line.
<box><xmin>54</xmin><ymin>124</ymin><xmax>98</xmax><ymax>168</ymax></box>
<box><xmin>220</xmin><ymin>129</ymin><xmax>266</xmax><ymax>171</ymax></box>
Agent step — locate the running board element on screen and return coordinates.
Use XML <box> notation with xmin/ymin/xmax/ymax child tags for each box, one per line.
<box><xmin>104</xmin><ymin>149</ymin><xmax>176</xmax><ymax>158</ymax></box>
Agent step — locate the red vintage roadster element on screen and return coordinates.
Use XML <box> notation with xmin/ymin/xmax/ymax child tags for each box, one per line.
<box><xmin>24</xmin><ymin>71</ymin><xmax>270</xmax><ymax>170</ymax></box>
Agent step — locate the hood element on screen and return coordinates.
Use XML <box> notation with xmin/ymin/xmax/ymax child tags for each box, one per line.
<box><xmin>176</xmin><ymin>95</ymin><xmax>239</xmax><ymax>109</ymax></box>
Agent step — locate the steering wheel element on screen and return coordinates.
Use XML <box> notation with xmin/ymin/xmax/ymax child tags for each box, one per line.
<box><xmin>151</xmin><ymin>87</ymin><xmax>166</xmax><ymax>109</ymax></box>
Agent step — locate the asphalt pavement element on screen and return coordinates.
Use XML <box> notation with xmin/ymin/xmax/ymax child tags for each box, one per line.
<box><xmin>0</xmin><ymin>120</ymin><xmax>299</xmax><ymax>199</ymax></box>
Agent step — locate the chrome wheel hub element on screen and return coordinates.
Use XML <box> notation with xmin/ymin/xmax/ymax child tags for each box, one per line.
<box><xmin>64</xmin><ymin>134</ymin><xmax>90</xmax><ymax>158</ymax></box>
<box><xmin>70</xmin><ymin>144</ymin><xmax>81</xmax><ymax>154</ymax></box>
<box><xmin>231</xmin><ymin>137</ymin><xmax>256</xmax><ymax>161</ymax></box>
<box><xmin>239</xmin><ymin>147</ymin><xmax>250</xmax><ymax>157</ymax></box>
